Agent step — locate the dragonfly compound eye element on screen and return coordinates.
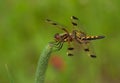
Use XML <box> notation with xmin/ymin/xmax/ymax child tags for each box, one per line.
<box><xmin>54</xmin><ymin>33</ymin><xmax>61</xmax><ymax>41</ymax></box>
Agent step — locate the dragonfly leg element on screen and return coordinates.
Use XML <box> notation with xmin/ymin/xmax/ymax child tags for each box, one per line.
<box><xmin>49</xmin><ymin>41</ymin><xmax>64</xmax><ymax>51</ymax></box>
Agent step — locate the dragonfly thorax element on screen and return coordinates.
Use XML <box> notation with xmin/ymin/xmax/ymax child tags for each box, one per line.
<box><xmin>54</xmin><ymin>33</ymin><xmax>73</xmax><ymax>42</ymax></box>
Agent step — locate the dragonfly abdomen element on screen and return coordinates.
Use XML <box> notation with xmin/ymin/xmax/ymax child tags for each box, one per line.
<box><xmin>82</xmin><ymin>36</ymin><xmax>105</xmax><ymax>40</ymax></box>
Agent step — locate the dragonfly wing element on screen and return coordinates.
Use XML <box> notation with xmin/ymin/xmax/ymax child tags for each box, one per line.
<box><xmin>71</xmin><ymin>16</ymin><xmax>87</xmax><ymax>33</ymax></box>
<box><xmin>75</xmin><ymin>34</ymin><xmax>96</xmax><ymax>58</ymax></box>
<box><xmin>46</xmin><ymin>19</ymin><xmax>69</xmax><ymax>33</ymax></box>
<box><xmin>81</xmin><ymin>41</ymin><xmax>96</xmax><ymax>58</ymax></box>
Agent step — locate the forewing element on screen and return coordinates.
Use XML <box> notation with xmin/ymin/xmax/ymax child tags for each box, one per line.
<box><xmin>46</xmin><ymin>19</ymin><xmax>69</xmax><ymax>33</ymax></box>
<box><xmin>71</xmin><ymin>16</ymin><xmax>87</xmax><ymax>33</ymax></box>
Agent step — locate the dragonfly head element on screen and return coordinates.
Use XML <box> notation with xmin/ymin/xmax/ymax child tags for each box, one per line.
<box><xmin>54</xmin><ymin>33</ymin><xmax>70</xmax><ymax>42</ymax></box>
<box><xmin>54</xmin><ymin>33</ymin><xmax>61</xmax><ymax>41</ymax></box>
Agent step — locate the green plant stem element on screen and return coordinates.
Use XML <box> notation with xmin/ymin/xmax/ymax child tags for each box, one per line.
<box><xmin>35</xmin><ymin>44</ymin><xmax>53</xmax><ymax>83</ymax></box>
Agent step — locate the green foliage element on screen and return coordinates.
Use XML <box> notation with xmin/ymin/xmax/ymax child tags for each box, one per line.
<box><xmin>0</xmin><ymin>0</ymin><xmax>120</xmax><ymax>83</ymax></box>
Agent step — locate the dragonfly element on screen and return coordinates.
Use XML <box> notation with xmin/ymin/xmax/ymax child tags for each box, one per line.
<box><xmin>46</xmin><ymin>16</ymin><xmax>105</xmax><ymax>58</ymax></box>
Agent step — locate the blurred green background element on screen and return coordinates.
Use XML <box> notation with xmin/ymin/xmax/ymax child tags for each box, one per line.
<box><xmin>0</xmin><ymin>0</ymin><xmax>120</xmax><ymax>83</ymax></box>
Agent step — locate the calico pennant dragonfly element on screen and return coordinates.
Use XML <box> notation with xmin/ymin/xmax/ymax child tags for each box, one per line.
<box><xmin>46</xmin><ymin>16</ymin><xmax>105</xmax><ymax>58</ymax></box>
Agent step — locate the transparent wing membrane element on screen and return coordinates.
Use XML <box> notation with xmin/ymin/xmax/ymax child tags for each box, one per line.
<box><xmin>71</xmin><ymin>16</ymin><xmax>86</xmax><ymax>32</ymax></box>
<box><xmin>81</xmin><ymin>42</ymin><xmax>96</xmax><ymax>58</ymax></box>
<box><xmin>46</xmin><ymin>19</ymin><xmax>69</xmax><ymax>33</ymax></box>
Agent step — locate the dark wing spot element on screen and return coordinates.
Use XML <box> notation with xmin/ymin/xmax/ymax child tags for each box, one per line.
<box><xmin>52</xmin><ymin>23</ymin><xmax>57</xmax><ymax>25</ymax></box>
<box><xmin>90</xmin><ymin>55</ymin><xmax>96</xmax><ymax>58</ymax></box>
<box><xmin>84</xmin><ymin>48</ymin><xmax>89</xmax><ymax>51</ymax></box>
<box><xmin>68</xmin><ymin>47</ymin><xmax>74</xmax><ymax>50</ymax></box>
<box><xmin>72</xmin><ymin>16</ymin><xmax>79</xmax><ymax>20</ymax></box>
<box><xmin>68</xmin><ymin>53</ymin><xmax>74</xmax><ymax>56</ymax></box>
<box><xmin>72</xmin><ymin>22</ymin><xmax>77</xmax><ymax>26</ymax></box>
